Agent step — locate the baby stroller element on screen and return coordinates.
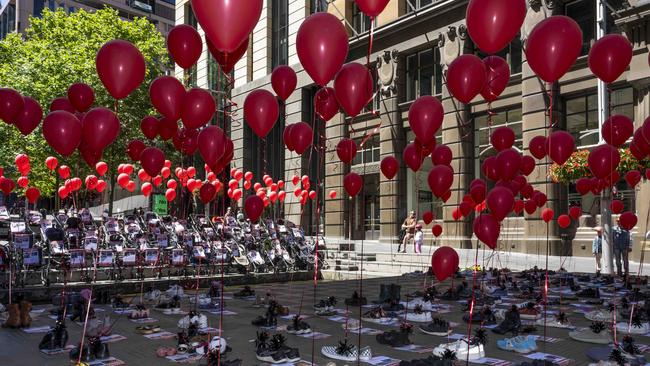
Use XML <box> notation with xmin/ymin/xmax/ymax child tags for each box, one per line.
<box><xmin>64</xmin><ymin>216</ymin><xmax>83</xmax><ymax>250</ymax></box>
<box><xmin>79</xmin><ymin>208</ymin><xmax>94</xmax><ymax>228</ymax></box>
<box><xmin>43</xmin><ymin>224</ymin><xmax>67</xmax><ymax>256</ymax></box>
<box><xmin>123</xmin><ymin>215</ymin><xmax>143</xmax><ymax>246</ymax></box>
<box><xmin>246</xmin><ymin>243</ymin><xmax>267</xmax><ymax>273</ymax></box>
<box><xmin>104</xmin><ymin>218</ymin><xmax>125</xmax><ymax>251</ymax></box>
<box><xmin>226</xmin><ymin>239</ymin><xmax>249</xmax><ymax>273</ymax></box>
<box><xmin>192</xmin><ymin>215</ymin><xmax>217</xmax><ymax>242</ymax></box>
<box><xmin>0</xmin><ymin>206</ymin><xmax>10</xmax><ymax>239</ymax></box>
<box><xmin>26</xmin><ymin>211</ymin><xmax>43</xmax><ymax>240</ymax></box>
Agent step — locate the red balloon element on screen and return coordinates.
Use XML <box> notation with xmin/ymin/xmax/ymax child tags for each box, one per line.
<box><xmin>611</xmin><ymin>199</ymin><xmax>624</xmax><ymax>214</ymax></box>
<box><xmin>513</xmin><ymin>199</ymin><xmax>525</xmax><ymax>214</ymax></box>
<box><xmin>25</xmin><ymin>187</ymin><xmax>40</xmax><ymax>204</ymax></box>
<box><xmin>140</xmin><ymin>182</ymin><xmax>153</xmax><ymax>197</ymax></box>
<box><xmin>314</xmin><ymin>87</ymin><xmax>339</xmax><ymax>122</ymax></box>
<box><xmin>642</xmin><ymin>117</ymin><xmax>650</xmax><ymax>145</ymax></box>
<box><xmin>45</xmin><ymin>156</ymin><xmax>58</xmax><ymax>171</ymax></box>
<box><xmin>403</xmin><ymin>142</ymin><xmax>423</xmax><ymax>172</ymax></box>
<box><xmin>49</xmin><ymin>97</ymin><xmax>75</xmax><ymax>113</ymax></box>
<box><xmin>408</xmin><ymin>96</ymin><xmax>443</xmax><ymax>146</ymax></box>
<box><xmin>297</xmin><ymin>12</ymin><xmax>349</xmax><ymax>86</ymax></box>
<box><xmin>602</xmin><ymin>115</ymin><xmax>634</xmax><ymax>148</ymax></box>
<box><xmin>529</xmin><ymin>135</ymin><xmax>547</xmax><ymax>160</ymax></box>
<box><xmin>481</xmin><ymin>56</ymin><xmax>511</xmax><ymax>102</ymax></box>
<box><xmin>181</xmin><ymin>88</ymin><xmax>215</xmax><ymax>130</ymax></box>
<box><xmin>67</xmin><ymin>83</ymin><xmax>94</xmax><ymax>112</ymax></box>
<box><xmin>138</xmin><ymin>168</ymin><xmax>151</xmax><ymax>182</ymax></box>
<box><xmin>17</xmin><ymin>176</ymin><xmax>28</xmax><ymax>188</ymax></box>
<box><xmin>459</xmin><ymin>201</ymin><xmax>473</xmax><ymax>217</ymax></box>
<box><xmin>575</xmin><ymin>177</ymin><xmax>592</xmax><ymax>196</ymax></box>
<box><xmin>520</xmin><ymin>156</ymin><xmax>536</xmax><ymax>176</ymax></box>
<box><xmin>58</xmin><ymin>165</ymin><xmax>70</xmax><ymax>179</ymax></box>
<box><xmin>165</xmin><ymin>188</ymin><xmax>176</xmax><ymax>202</ymax></box>
<box><xmin>199</xmin><ymin>183</ymin><xmax>216</xmax><ymax>204</ymax></box>
<box><xmin>244</xmin><ymin>195</ymin><xmax>265</xmax><ymax>222</ymax></box>
<box><xmin>625</xmin><ymin>170</ymin><xmax>641</xmax><ymax>188</ymax></box>
<box><xmin>290</xmin><ymin>122</ymin><xmax>313</xmax><ymax>155</ymax></box>
<box><xmin>431</xmin><ymin>246</ymin><xmax>459</xmax><ymax>281</ymax></box>
<box><xmin>490</xmin><ymin>126</ymin><xmax>515</xmax><ymax>152</ymax></box>
<box><xmin>0</xmin><ymin>88</ymin><xmax>24</xmax><ymax>123</ymax></box>
<box><xmin>344</xmin><ymin>172</ymin><xmax>363</xmax><ymax>197</ymax></box>
<box><xmin>117</xmin><ymin>173</ymin><xmax>129</xmax><ymax>188</ymax></box>
<box><xmin>524</xmin><ymin>199</ymin><xmax>537</xmax><ymax>215</ymax></box>
<box><xmin>481</xmin><ymin>156</ymin><xmax>499</xmax><ymax>181</ymax></box>
<box><xmin>473</xmin><ymin>214</ymin><xmax>500</xmax><ymax>249</ymax></box>
<box><xmin>486</xmin><ymin>186</ymin><xmax>514</xmax><ymax>221</ymax></box>
<box><xmin>198</xmin><ymin>126</ymin><xmax>227</xmax><ymax>170</ymax></box>
<box><xmin>283</xmin><ymin>124</ymin><xmax>295</xmax><ymax>152</ymax></box>
<box><xmin>546</xmin><ymin>131</ymin><xmax>575</xmax><ymax>166</ymax></box>
<box><xmin>470</xmin><ymin>185</ymin><xmax>486</xmax><ymax>204</ymax></box>
<box><xmin>431</xmin><ymin>145</ymin><xmax>452</xmax><ymax>166</ymax></box>
<box><xmin>452</xmin><ymin>208</ymin><xmax>462</xmax><ymax>221</ymax></box>
<box><xmin>167</xmin><ymin>24</ymin><xmax>203</xmax><ymax>69</ymax></box>
<box><xmin>244</xmin><ymin>89</ymin><xmax>279</xmax><ymax>138</ymax></box>
<box><xmin>173</xmin><ymin>128</ymin><xmax>199</xmax><ymax>156</ymax></box>
<box><xmin>82</xmin><ymin>107</ymin><xmax>120</xmax><ymax>151</ymax></box>
<box><xmin>207</xmin><ymin>36</ymin><xmax>249</xmax><ymax>74</ymax></box>
<box><xmin>127</xmin><ymin>139</ymin><xmax>146</xmax><ymax>161</ymax></box>
<box><xmin>432</xmin><ymin>224</ymin><xmax>443</xmax><ymax>238</ymax></box>
<box><xmin>630</xmin><ymin>143</ymin><xmax>646</xmax><ymax>161</ymax></box>
<box><xmin>428</xmin><ymin>165</ymin><xmax>454</xmax><ymax>198</ymax></box>
<box><xmin>167</xmin><ymin>179</ymin><xmax>178</xmax><ymax>190</ymax></box>
<box><xmin>446</xmin><ymin>54</ymin><xmax>486</xmax><ymax>104</ymax></box>
<box><xmin>569</xmin><ymin>206</ymin><xmax>582</xmax><ymax>220</ymax></box>
<box><xmin>336</xmin><ymin>139</ymin><xmax>358</xmax><ymax>164</ymax></box>
<box><xmin>588</xmin><ymin>144</ymin><xmax>620</xmax><ymax>179</ymax></box>
<box><xmin>422</xmin><ymin>211</ymin><xmax>434</xmax><ymax>225</ymax></box>
<box><xmin>466</xmin><ymin>0</ymin><xmax>526</xmax><ymax>54</ymax></box>
<box><xmin>12</xmin><ymin>96</ymin><xmax>43</xmax><ymax>135</ymax></box>
<box><xmin>380</xmin><ymin>156</ymin><xmax>399</xmax><ymax>179</ymax></box>
<box><xmin>42</xmin><ymin>111</ymin><xmax>81</xmax><ymax>157</ymax></box>
<box><xmin>96</xmin><ymin>40</ymin><xmax>145</xmax><ymax>99</ymax></box>
<box><xmin>619</xmin><ymin>211</ymin><xmax>637</xmax><ymax>231</ymax></box>
<box><xmin>354</xmin><ymin>0</ymin><xmax>389</xmax><ymax>17</ymax></box>
<box><xmin>557</xmin><ymin>214</ymin><xmax>571</xmax><ymax>229</ymax></box>
<box><xmin>95</xmin><ymin>162</ymin><xmax>108</xmax><ymax>176</ymax></box>
<box><xmin>140</xmin><ymin>116</ymin><xmax>159</xmax><ymax>140</ymax></box>
<box><xmin>79</xmin><ymin>145</ymin><xmax>102</xmax><ymax>167</ymax></box>
<box><xmin>191</xmin><ymin>0</ymin><xmax>261</xmax><ymax>53</ymax></box>
<box><xmin>150</xmin><ymin>76</ymin><xmax>186</xmax><ymax>121</ymax></box>
<box><xmin>525</xmin><ymin>16</ymin><xmax>582</xmax><ymax>82</ymax></box>
<box><xmin>588</xmin><ymin>34</ymin><xmax>633</xmax><ymax>83</ymax></box>
<box><xmin>158</xmin><ymin>117</ymin><xmax>178</xmax><ymax>141</ymax></box>
<box><xmin>140</xmin><ymin>147</ymin><xmax>165</xmax><ymax>177</ymax></box>
<box><xmin>271</xmin><ymin>66</ymin><xmax>297</xmax><ymax>101</ymax></box>
<box><xmin>334</xmin><ymin>63</ymin><xmax>373</xmax><ymax>118</ymax></box>
<box><xmin>496</xmin><ymin>148</ymin><xmax>521</xmax><ymax>181</ymax></box>
<box><xmin>540</xmin><ymin>208</ymin><xmax>554</xmax><ymax>223</ymax></box>
<box><xmin>533</xmin><ymin>191</ymin><xmax>548</xmax><ymax>207</ymax></box>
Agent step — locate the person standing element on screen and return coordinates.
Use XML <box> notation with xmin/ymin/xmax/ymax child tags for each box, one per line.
<box><xmin>398</xmin><ymin>211</ymin><xmax>416</xmax><ymax>253</ymax></box>
<box><xmin>414</xmin><ymin>224</ymin><xmax>424</xmax><ymax>254</ymax></box>
<box><xmin>613</xmin><ymin>218</ymin><xmax>633</xmax><ymax>277</ymax></box>
<box><xmin>592</xmin><ymin>227</ymin><xmax>603</xmax><ymax>275</ymax></box>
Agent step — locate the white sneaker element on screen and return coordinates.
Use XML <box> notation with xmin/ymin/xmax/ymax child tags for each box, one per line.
<box><xmin>321</xmin><ymin>343</ymin><xmax>372</xmax><ymax>362</ymax></box>
<box><xmin>585</xmin><ymin>309</ymin><xmax>614</xmax><ymax>322</ymax></box>
<box><xmin>166</xmin><ymin>285</ymin><xmax>184</xmax><ymax>297</ymax></box>
<box><xmin>616</xmin><ymin>321</ymin><xmax>650</xmax><ymax>334</ymax></box>
<box><xmin>404</xmin><ymin>311</ymin><xmax>432</xmax><ymax>323</ymax></box>
<box><xmin>144</xmin><ymin>289</ymin><xmax>161</xmax><ymax>302</ymax></box>
<box><xmin>432</xmin><ymin>338</ymin><xmax>485</xmax><ymax>361</ymax></box>
<box><xmin>536</xmin><ymin>317</ymin><xmax>574</xmax><ymax>329</ymax></box>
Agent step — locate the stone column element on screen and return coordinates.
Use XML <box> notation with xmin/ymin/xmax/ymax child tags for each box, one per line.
<box><xmin>324</xmin><ymin>112</ymin><xmax>347</xmax><ymax>241</ymax></box>
<box><xmin>440</xmin><ymin>25</ymin><xmax>474</xmax><ymax>249</ymax></box>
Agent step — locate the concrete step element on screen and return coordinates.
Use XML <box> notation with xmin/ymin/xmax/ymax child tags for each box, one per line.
<box><xmin>321</xmin><ymin>269</ymin><xmax>388</xmax><ymax>280</ymax></box>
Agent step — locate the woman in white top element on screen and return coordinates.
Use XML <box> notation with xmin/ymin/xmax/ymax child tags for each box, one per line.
<box><xmin>414</xmin><ymin>224</ymin><xmax>424</xmax><ymax>254</ymax></box>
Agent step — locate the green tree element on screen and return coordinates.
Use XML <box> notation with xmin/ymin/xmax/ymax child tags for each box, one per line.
<box><xmin>0</xmin><ymin>8</ymin><xmax>176</xmax><ymax>212</ymax></box>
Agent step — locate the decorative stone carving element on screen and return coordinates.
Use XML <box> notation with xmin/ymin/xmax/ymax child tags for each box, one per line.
<box><xmin>377</xmin><ymin>49</ymin><xmax>399</xmax><ymax>97</ymax></box>
<box><xmin>522</xmin><ymin>0</ymin><xmax>553</xmax><ymax>43</ymax></box>
<box><xmin>441</xmin><ymin>25</ymin><xmax>463</xmax><ymax>69</ymax></box>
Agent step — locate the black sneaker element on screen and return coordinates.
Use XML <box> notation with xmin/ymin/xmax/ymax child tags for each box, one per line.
<box><xmin>419</xmin><ymin>318</ymin><xmax>451</xmax><ymax>336</ymax></box>
<box><xmin>255</xmin><ymin>331</ymin><xmax>286</xmax><ymax>364</ymax></box>
<box><xmin>492</xmin><ymin>306</ymin><xmax>521</xmax><ymax>335</ymax></box>
<box><xmin>269</xmin><ymin>334</ymin><xmax>300</xmax><ymax>363</ymax></box>
<box><xmin>376</xmin><ymin>324</ymin><xmax>412</xmax><ymax>347</ymax></box>
<box><xmin>463</xmin><ymin>306</ymin><xmax>496</xmax><ymax>325</ymax></box>
<box><xmin>287</xmin><ymin>315</ymin><xmax>311</xmax><ymax>335</ymax></box>
<box><xmin>578</xmin><ymin>287</ymin><xmax>600</xmax><ymax>298</ymax></box>
<box><xmin>314</xmin><ymin>296</ymin><xmax>337</xmax><ymax>311</ymax></box>
<box><xmin>345</xmin><ymin>291</ymin><xmax>367</xmax><ymax>306</ymax></box>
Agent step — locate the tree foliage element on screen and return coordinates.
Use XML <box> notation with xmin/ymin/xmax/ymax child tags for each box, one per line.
<box><xmin>0</xmin><ymin>8</ymin><xmax>172</xmax><ymax>196</ymax></box>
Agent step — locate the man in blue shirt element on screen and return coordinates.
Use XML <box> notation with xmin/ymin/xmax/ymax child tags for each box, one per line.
<box><xmin>592</xmin><ymin>227</ymin><xmax>602</xmax><ymax>275</ymax></box>
<box><xmin>613</xmin><ymin>218</ymin><xmax>633</xmax><ymax>277</ymax></box>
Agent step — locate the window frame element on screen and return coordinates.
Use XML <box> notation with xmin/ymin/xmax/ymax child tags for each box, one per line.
<box><xmin>271</xmin><ymin>0</ymin><xmax>289</xmax><ymax>69</ymax></box>
<box><xmin>404</xmin><ymin>47</ymin><xmax>443</xmax><ymax>102</ymax></box>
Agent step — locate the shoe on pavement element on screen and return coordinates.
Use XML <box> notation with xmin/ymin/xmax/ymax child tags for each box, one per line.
<box><xmin>432</xmin><ymin>338</ymin><xmax>485</xmax><ymax>361</ymax></box>
<box><xmin>569</xmin><ymin>322</ymin><xmax>612</xmax><ymax>344</ymax></box>
<box><xmin>287</xmin><ymin>315</ymin><xmax>311</xmax><ymax>335</ymax></box>
<box><xmin>419</xmin><ymin>318</ymin><xmax>452</xmax><ymax>336</ymax></box>
<box><xmin>321</xmin><ymin>339</ymin><xmax>372</xmax><ymax>362</ymax></box>
<box><xmin>496</xmin><ymin>335</ymin><xmax>537</xmax><ymax>353</ymax></box>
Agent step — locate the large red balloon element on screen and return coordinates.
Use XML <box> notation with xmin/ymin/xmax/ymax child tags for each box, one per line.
<box><xmin>334</xmin><ymin>63</ymin><xmax>373</xmax><ymax>118</ymax></box>
<box><xmin>481</xmin><ymin>156</ymin><xmax>499</xmax><ymax>181</ymax></box>
<box><xmin>602</xmin><ymin>115</ymin><xmax>634</xmax><ymax>148</ymax></box>
<box><xmin>25</xmin><ymin>187</ymin><xmax>40</xmax><ymax>204</ymax></box>
<box><xmin>408</xmin><ymin>96</ymin><xmax>443</xmax><ymax>145</ymax></box>
<box><xmin>431</xmin><ymin>145</ymin><xmax>453</xmax><ymax>166</ymax></box>
<box><xmin>0</xmin><ymin>88</ymin><xmax>24</xmax><ymax>123</ymax></box>
<box><xmin>207</xmin><ymin>36</ymin><xmax>249</xmax><ymax>74</ymax></box>
<box><xmin>173</xmin><ymin>128</ymin><xmax>199</xmax><ymax>156</ymax></box>
<box><xmin>290</xmin><ymin>122</ymin><xmax>313</xmax><ymax>155</ymax></box>
<box><xmin>431</xmin><ymin>246</ymin><xmax>459</xmax><ymax>281</ymax></box>
<box><xmin>150</xmin><ymin>76</ymin><xmax>186</xmax><ymax>121</ymax></box>
<box><xmin>355</xmin><ymin>0</ymin><xmax>389</xmax><ymax>17</ymax></box>
<box><xmin>167</xmin><ymin>24</ymin><xmax>203</xmax><ymax>69</ymax></box>
<box><xmin>611</xmin><ymin>200</ymin><xmax>624</xmax><ymax>214</ymax></box>
<box><xmin>13</xmin><ymin>96</ymin><xmax>42</xmax><ymax>135</ymax></box>
<box><xmin>588</xmin><ymin>144</ymin><xmax>620</xmax><ymax>179</ymax></box>
<box><xmin>314</xmin><ymin>87</ymin><xmax>339</xmax><ymax>122</ymax></box>
<box><xmin>428</xmin><ymin>165</ymin><xmax>454</xmax><ymax>198</ymax></box>
<box><xmin>297</xmin><ymin>12</ymin><xmax>349</xmax><ymax>86</ymax></box>
<box><xmin>244</xmin><ymin>89</ymin><xmax>279</xmax><ymax>138</ymax></box>
<box><xmin>336</xmin><ymin>139</ymin><xmax>358</xmax><ymax>164</ymax></box>
<box><xmin>82</xmin><ymin>107</ymin><xmax>120</xmax><ymax>151</ymax></box>
<box><xmin>380</xmin><ymin>156</ymin><xmax>399</xmax><ymax>179</ymax></box>
<box><xmin>496</xmin><ymin>148</ymin><xmax>521</xmax><ymax>181</ymax></box>
<box><xmin>157</xmin><ymin>117</ymin><xmax>178</xmax><ymax>141</ymax></box>
<box><xmin>588</xmin><ymin>34</ymin><xmax>633</xmax><ymax>83</ymax></box>
<box><xmin>140</xmin><ymin>147</ymin><xmax>165</xmax><ymax>177</ymax></box>
<box><xmin>432</xmin><ymin>224</ymin><xmax>443</xmax><ymax>238</ymax></box>
<box><xmin>403</xmin><ymin>142</ymin><xmax>423</xmax><ymax>172</ymax></box>
<box><xmin>481</xmin><ymin>56</ymin><xmax>511</xmax><ymax>102</ymax></box>
<box><xmin>181</xmin><ymin>88</ymin><xmax>215</xmax><ymax>130</ymax></box>
<box><xmin>525</xmin><ymin>16</ymin><xmax>582</xmax><ymax>83</ymax></box>
<box><xmin>486</xmin><ymin>186</ymin><xmax>515</xmax><ymax>221</ymax></box>
<box><xmin>140</xmin><ymin>116</ymin><xmax>159</xmax><ymax>140</ymax></box>
<box><xmin>67</xmin><ymin>83</ymin><xmax>95</xmax><ymax>112</ymax></box>
<box><xmin>619</xmin><ymin>211</ymin><xmax>637</xmax><ymax>231</ymax></box>
<box><xmin>191</xmin><ymin>0</ymin><xmax>261</xmax><ymax>53</ymax></box>
<box><xmin>529</xmin><ymin>135</ymin><xmax>547</xmax><ymax>160</ymax></box>
<box><xmin>546</xmin><ymin>131</ymin><xmax>575</xmax><ymax>166</ymax></box>
<box><xmin>490</xmin><ymin>126</ymin><xmax>515</xmax><ymax>152</ymax></box>
<box><xmin>127</xmin><ymin>139</ymin><xmax>146</xmax><ymax>161</ymax></box>
<box><xmin>49</xmin><ymin>97</ymin><xmax>75</xmax><ymax>113</ymax></box>
<box><xmin>283</xmin><ymin>124</ymin><xmax>295</xmax><ymax>152</ymax></box>
<box><xmin>473</xmin><ymin>214</ymin><xmax>500</xmax><ymax>249</ymax></box>
<box><xmin>199</xmin><ymin>183</ymin><xmax>216</xmax><ymax>204</ymax></box>
<box><xmin>42</xmin><ymin>111</ymin><xmax>82</xmax><ymax>157</ymax></box>
<box><xmin>466</xmin><ymin>0</ymin><xmax>526</xmax><ymax>54</ymax></box>
<box><xmin>245</xmin><ymin>195</ymin><xmax>265</xmax><ymax>222</ymax></box>
<box><xmin>625</xmin><ymin>170</ymin><xmax>641</xmax><ymax>188</ymax></box>
<box><xmin>198</xmin><ymin>126</ymin><xmax>227</xmax><ymax>170</ymax></box>
<box><xmin>344</xmin><ymin>172</ymin><xmax>363</xmax><ymax>197</ymax></box>
<box><xmin>79</xmin><ymin>145</ymin><xmax>102</xmax><ymax>167</ymax></box>
<box><xmin>96</xmin><ymin>40</ymin><xmax>146</xmax><ymax>100</ymax></box>
<box><xmin>520</xmin><ymin>156</ymin><xmax>535</xmax><ymax>176</ymax></box>
<box><xmin>446</xmin><ymin>55</ymin><xmax>486</xmax><ymax>104</ymax></box>
<box><xmin>271</xmin><ymin>66</ymin><xmax>298</xmax><ymax>101</ymax></box>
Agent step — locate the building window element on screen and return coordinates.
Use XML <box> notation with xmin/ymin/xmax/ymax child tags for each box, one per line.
<box><xmin>310</xmin><ymin>0</ymin><xmax>325</xmax><ymax>14</ymax></box>
<box><xmin>405</xmin><ymin>131</ymin><xmax>444</xmax><ymax>220</ymax></box>
<box><xmin>406</xmin><ymin>0</ymin><xmax>435</xmax><ymax>13</ymax></box>
<box><xmin>474</xmin><ymin>107</ymin><xmax>523</xmax><ymax>154</ymax></box>
<box><xmin>405</xmin><ymin>47</ymin><xmax>443</xmax><ymax>101</ymax></box>
<box><xmin>0</xmin><ymin>4</ymin><xmax>16</xmax><ymax>40</ymax></box>
<box><xmin>271</xmin><ymin>0</ymin><xmax>289</xmax><ymax>69</ymax></box>
<box><xmin>352</xmin><ymin>135</ymin><xmax>380</xmax><ymax>165</ymax></box>
<box><xmin>184</xmin><ymin>4</ymin><xmax>198</xmax><ymax>87</ymax></box>
<box><xmin>34</xmin><ymin>0</ymin><xmax>45</xmax><ymax>16</ymax></box>
<box><xmin>565</xmin><ymin>0</ymin><xmax>595</xmax><ymax>56</ymax></box>
<box><xmin>352</xmin><ymin>3</ymin><xmax>371</xmax><ymax>34</ymax></box>
<box><xmin>207</xmin><ymin>56</ymin><xmax>229</xmax><ymax>126</ymax></box>
<box><xmin>48</xmin><ymin>0</ymin><xmax>56</xmax><ymax>11</ymax></box>
<box><xmin>477</xmin><ymin>37</ymin><xmax>522</xmax><ymax>75</ymax></box>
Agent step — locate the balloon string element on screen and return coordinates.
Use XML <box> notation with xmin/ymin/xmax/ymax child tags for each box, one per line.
<box><xmin>366</xmin><ymin>17</ymin><xmax>375</xmax><ymax>67</ymax></box>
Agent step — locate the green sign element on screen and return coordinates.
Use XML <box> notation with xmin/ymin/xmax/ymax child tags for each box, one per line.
<box><xmin>153</xmin><ymin>194</ymin><xmax>168</xmax><ymax>215</ymax></box>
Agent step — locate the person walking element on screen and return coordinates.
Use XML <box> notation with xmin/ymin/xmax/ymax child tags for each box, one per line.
<box><xmin>613</xmin><ymin>218</ymin><xmax>633</xmax><ymax>278</ymax></box>
<box><xmin>592</xmin><ymin>226</ymin><xmax>603</xmax><ymax>275</ymax></box>
<box><xmin>398</xmin><ymin>211</ymin><xmax>416</xmax><ymax>253</ymax></box>
<box><xmin>414</xmin><ymin>224</ymin><xmax>424</xmax><ymax>254</ymax></box>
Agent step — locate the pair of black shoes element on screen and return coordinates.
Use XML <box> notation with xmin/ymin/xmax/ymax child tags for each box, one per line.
<box><xmin>69</xmin><ymin>336</ymin><xmax>109</xmax><ymax>362</ymax></box>
<box><xmin>345</xmin><ymin>291</ymin><xmax>367</xmax><ymax>306</ymax></box>
<box><xmin>492</xmin><ymin>306</ymin><xmax>521</xmax><ymax>335</ymax></box>
<box><xmin>376</xmin><ymin>324</ymin><xmax>412</xmax><ymax>347</ymax></box>
<box><xmin>39</xmin><ymin>318</ymin><xmax>68</xmax><ymax>351</ymax></box>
